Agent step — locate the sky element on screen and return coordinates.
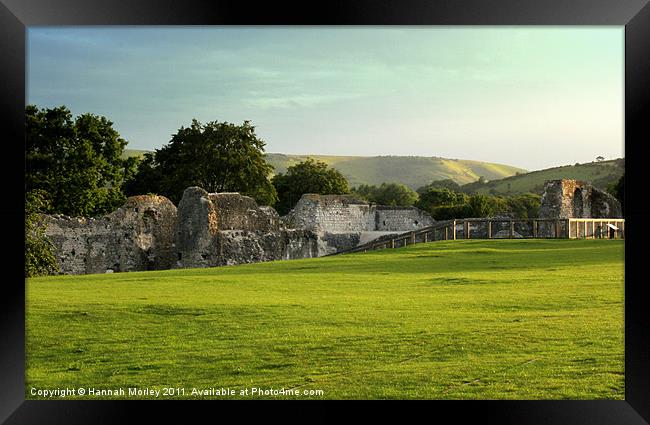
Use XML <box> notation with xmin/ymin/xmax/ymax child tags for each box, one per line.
<box><xmin>27</xmin><ymin>26</ymin><xmax>624</xmax><ymax>171</ymax></box>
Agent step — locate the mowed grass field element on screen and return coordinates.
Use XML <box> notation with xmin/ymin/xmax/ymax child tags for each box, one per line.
<box><xmin>26</xmin><ymin>239</ymin><xmax>624</xmax><ymax>400</ymax></box>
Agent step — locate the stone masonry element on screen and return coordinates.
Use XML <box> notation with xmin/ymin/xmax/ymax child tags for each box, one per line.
<box><xmin>539</xmin><ymin>179</ymin><xmax>622</xmax><ymax>219</ymax></box>
<box><xmin>282</xmin><ymin>194</ymin><xmax>436</xmax><ymax>255</ymax></box>
<box><xmin>44</xmin><ymin>195</ymin><xmax>178</xmax><ymax>275</ymax></box>
<box><xmin>43</xmin><ymin>189</ymin><xmax>436</xmax><ymax>274</ymax></box>
<box><xmin>174</xmin><ymin>187</ymin><xmax>318</xmax><ymax>269</ymax></box>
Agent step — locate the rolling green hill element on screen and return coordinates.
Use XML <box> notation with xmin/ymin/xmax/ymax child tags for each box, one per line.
<box><xmin>265</xmin><ymin>154</ymin><xmax>526</xmax><ymax>189</ymax></box>
<box><xmin>26</xmin><ymin>239</ymin><xmax>624</xmax><ymax>399</ymax></box>
<box><xmin>121</xmin><ymin>149</ymin><xmax>623</xmax><ymax>195</ymax></box>
<box><xmin>122</xmin><ymin>150</ymin><xmax>526</xmax><ymax>189</ymax></box>
<box><xmin>463</xmin><ymin>158</ymin><xmax>624</xmax><ymax>195</ymax></box>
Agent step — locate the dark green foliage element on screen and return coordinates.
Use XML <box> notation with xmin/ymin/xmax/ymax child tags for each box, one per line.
<box><xmin>466</xmin><ymin>194</ymin><xmax>497</xmax><ymax>218</ymax></box>
<box><xmin>608</xmin><ymin>173</ymin><xmax>624</xmax><ymax>215</ymax></box>
<box><xmin>125</xmin><ymin>119</ymin><xmax>277</xmax><ymax>206</ymax></box>
<box><xmin>26</xmin><ymin>105</ymin><xmax>135</xmax><ymax>217</ymax></box>
<box><xmin>416</xmin><ymin>178</ymin><xmax>461</xmax><ymax>194</ymax></box>
<box><xmin>428</xmin><ymin>204</ymin><xmax>472</xmax><ymax>220</ymax></box>
<box><xmin>504</xmin><ymin>193</ymin><xmax>541</xmax><ymax>219</ymax></box>
<box><xmin>122</xmin><ymin>153</ymin><xmax>164</xmax><ymax>198</ymax></box>
<box><xmin>352</xmin><ymin>183</ymin><xmax>418</xmax><ymax>207</ymax></box>
<box><xmin>272</xmin><ymin>159</ymin><xmax>350</xmax><ymax>215</ymax></box>
<box><xmin>420</xmin><ymin>189</ymin><xmax>540</xmax><ymax>221</ymax></box>
<box><xmin>25</xmin><ymin>190</ymin><xmax>59</xmax><ymax>278</ymax></box>
<box><xmin>416</xmin><ymin>188</ymin><xmax>467</xmax><ymax>211</ymax></box>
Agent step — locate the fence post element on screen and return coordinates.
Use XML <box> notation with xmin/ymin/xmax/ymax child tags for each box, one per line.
<box><xmin>533</xmin><ymin>220</ymin><xmax>537</xmax><ymax>238</ymax></box>
<box><xmin>412</xmin><ymin>232</ymin><xmax>416</xmax><ymax>244</ymax></box>
<box><xmin>424</xmin><ymin>232</ymin><xmax>428</xmax><ymax>243</ymax></box>
<box><xmin>622</xmin><ymin>220</ymin><xmax>625</xmax><ymax>239</ymax></box>
<box><xmin>452</xmin><ymin>220</ymin><xmax>457</xmax><ymax>240</ymax></box>
<box><xmin>487</xmin><ymin>220</ymin><xmax>492</xmax><ymax>239</ymax></box>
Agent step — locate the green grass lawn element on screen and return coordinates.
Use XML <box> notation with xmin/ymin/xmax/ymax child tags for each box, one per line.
<box><xmin>26</xmin><ymin>239</ymin><xmax>624</xmax><ymax>400</ymax></box>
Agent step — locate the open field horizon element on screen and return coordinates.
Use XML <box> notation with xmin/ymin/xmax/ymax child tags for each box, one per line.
<box><xmin>26</xmin><ymin>239</ymin><xmax>624</xmax><ymax>400</ymax></box>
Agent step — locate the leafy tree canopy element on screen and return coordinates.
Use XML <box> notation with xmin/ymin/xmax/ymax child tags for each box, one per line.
<box><xmin>416</xmin><ymin>178</ymin><xmax>461</xmax><ymax>194</ymax></box>
<box><xmin>26</xmin><ymin>105</ymin><xmax>136</xmax><ymax>217</ymax></box>
<box><xmin>416</xmin><ymin>187</ymin><xmax>467</xmax><ymax>212</ymax></box>
<box><xmin>25</xmin><ymin>190</ymin><xmax>59</xmax><ymax>277</ymax></box>
<box><xmin>352</xmin><ymin>182</ymin><xmax>418</xmax><ymax>207</ymax></box>
<box><xmin>272</xmin><ymin>159</ymin><xmax>350</xmax><ymax>215</ymax></box>
<box><xmin>124</xmin><ymin>119</ymin><xmax>277</xmax><ymax>206</ymax></box>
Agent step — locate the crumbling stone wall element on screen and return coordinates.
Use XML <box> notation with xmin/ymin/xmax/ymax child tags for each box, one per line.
<box><xmin>282</xmin><ymin>194</ymin><xmax>435</xmax><ymax>232</ymax></box>
<box><xmin>282</xmin><ymin>194</ymin><xmax>374</xmax><ymax>232</ymax></box>
<box><xmin>539</xmin><ymin>179</ymin><xmax>622</xmax><ymax>219</ymax></box>
<box><xmin>174</xmin><ymin>187</ymin><xmax>318</xmax><ymax>269</ymax></box>
<box><xmin>281</xmin><ymin>194</ymin><xmax>435</xmax><ymax>254</ymax></box>
<box><xmin>375</xmin><ymin>206</ymin><xmax>434</xmax><ymax>231</ymax></box>
<box><xmin>208</xmin><ymin>192</ymin><xmax>280</xmax><ymax>232</ymax></box>
<box><xmin>44</xmin><ymin>195</ymin><xmax>178</xmax><ymax>275</ymax></box>
<box><xmin>43</xmin><ymin>188</ymin><xmax>437</xmax><ymax>275</ymax></box>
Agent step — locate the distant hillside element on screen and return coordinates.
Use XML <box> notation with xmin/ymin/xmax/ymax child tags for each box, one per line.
<box><xmin>462</xmin><ymin>158</ymin><xmax>624</xmax><ymax>195</ymax></box>
<box><xmin>121</xmin><ymin>149</ymin><xmax>149</xmax><ymax>159</ymax></box>
<box><xmin>265</xmin><ymin>154</ymin><xmax>526</xmax><ymax>189</ymax></box>
<box><xmin>121</xmin><ymin>150</ymin><xmax>623</xmax><ymax>195</ymax></box>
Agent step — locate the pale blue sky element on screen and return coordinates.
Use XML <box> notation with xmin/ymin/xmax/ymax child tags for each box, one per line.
<box><xmin>27</xmin><ymin>27</ymin><xmax>624</xmax><ymax>170</ymax></box>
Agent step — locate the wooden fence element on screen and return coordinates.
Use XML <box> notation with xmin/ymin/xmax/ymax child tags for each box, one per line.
<box><xmin>334</xmin><ymin>217</ymin><xmax>625</xmax><ymax>255</ymax></box>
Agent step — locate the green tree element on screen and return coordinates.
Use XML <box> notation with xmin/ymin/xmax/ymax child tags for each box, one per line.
<box><xmin>351</xmin><ymin>184</ymin><xmax>376</xmax><ymax>202</ymax></box>
<box><xmin>372</xmin><ymin>183</ymin><xmax>418</xmax><ymax>207</ymax></box>
<box><xmin>417</xmin><ymin>188</ymin><xmax>458</xmax><ymax>211</ymax></box>
<box><xmin>125</xmin><ymin>119</ymin><xmax>277</xmax><ymax>206</ymax></box>
<box><xmin>26</xmin><ymin>105</ymin><xmax>136</xmax><ymax>217</ymax></box>
<box><xmin>352</xmin><ymin>183</ymin><xmax>418</xmax><ymax>207</ymax></box>
<box><xmin>272</xmin><ymin>159</ymin><xmax>350</xmax><ymax>215</ymax></box>
<box><xmin>122</xmin><ymin>152</ymin><xmax>164</xmax><ymax>198</ymax></box>
<box><xmin>467</xmin><ymin>194</ymin><xmax>497</xmax><ymax>218</ymax></box>
<box><xmin>25</xmin><ymin>190</ymin><xmax>59</xmax><ymax>277</ymax></box>
<box><xmin>505</xmin><ymin>193</ymin><xmax>541</xmax><ymax>219</ymax></box>
<box><xmin>416</xmin><ymin>178</ymin><xmax>461</xmax><ymax>194</ymax></box>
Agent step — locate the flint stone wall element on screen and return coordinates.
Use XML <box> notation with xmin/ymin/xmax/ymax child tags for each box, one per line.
<box><xmin>283</xmin><ymin>194</ymin><xmax>435</xmax><ymax>232</ymax></box>
<box><xmin>539</xmin><ymin>179</ymin><xmax>622</xmax><ymax>219</ymax></box>
<box><xmin>44</xmin><ymin>195</ymin><xmax>177</xmax><ymax>275</ymax></box>
<box><xmin>174</xmin><ymin>187</ymin><xmax>318</xmax><ymax>269</ymax></box>
<box><xmin>43</xmin><ymin>188</ymin><xmax>436</xmax><ymax>275</ymax></box>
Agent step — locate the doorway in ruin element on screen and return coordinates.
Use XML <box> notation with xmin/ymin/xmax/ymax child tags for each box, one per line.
<box><xmin>572</xmin><ymin>188</ymin><xmax>584</xmax><ymax>217</ymax></box>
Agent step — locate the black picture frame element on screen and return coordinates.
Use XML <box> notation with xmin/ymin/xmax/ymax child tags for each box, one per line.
<box><xmin>2</xmin><ymin>0</ymin><xmax>648</xmax><ymax>423</ymax></box>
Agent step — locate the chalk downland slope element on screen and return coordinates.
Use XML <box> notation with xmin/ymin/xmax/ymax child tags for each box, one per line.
<box><xmin>464</xmin><ymin>158</ymin><xmax>624</xmax><ymax>195</ymax></box>
<box><xmin>265</xmin><ymin>153</ymin><xmax>526</xmax><ymax>189</ymax></box>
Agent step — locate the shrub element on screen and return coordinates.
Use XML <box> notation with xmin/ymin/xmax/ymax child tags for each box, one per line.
<box><xmin>25</xmin><ymin>190</ymin><xmax>59</xmax><ymax>278</ymax></box>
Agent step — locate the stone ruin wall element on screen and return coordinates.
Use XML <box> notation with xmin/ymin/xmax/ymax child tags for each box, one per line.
<box><xmin>174</xmin><ymin>187</ymin><xmax>318</xmax><ymax>269</ymax></box>
<box><xmin>374</xmin><ymin>206</ymin><xmax>434</xmax><ymax>231</ymax></box>
<box><xmin>44</xmin><ymin>195</ymin><xmax>178</xmax><ymax>275</ymax></box>
<box><xmin>281</xmin><ymin>194</ymin><xmax>436</xmax><ymax>255</ymax></box>
<box><xmin>282</xmin><ymin>194</ymin><xmax>374</xmax><ymax>232</ymax></box>
<box><xmin>43</xmin><ymin>189</ymin><xmax>437</xmax><ymax>274</ymax></box>
<box><xmin>539</xmin><ymin>179</ymin><xmax>622</xmax><ymax>219</ymax></box>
